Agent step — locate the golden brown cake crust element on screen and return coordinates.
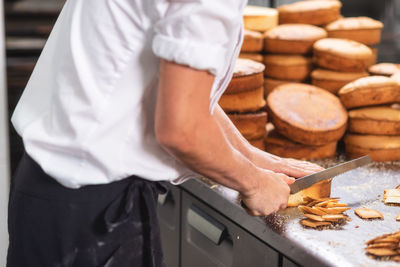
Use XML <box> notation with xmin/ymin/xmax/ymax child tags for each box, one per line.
<box><xmin>311</xmin><ymin>69</ymin><xmax>368</xmax><ymax>94</ymax></box>
<box><xmin>313</xmin><ymin>38</ymin><xmax>372</xmax><ymax>72</ymax></box>
<box><xmin>228</xmin><ymin>112</ymin><xmax>267</xmax><ymax>140</ymax></box>
<box><xmin>338</xmin><ymin>76</ymin><xmax>400</xmax><ymax>109</ymax></box>
<box><xmin>368</xmin><ymin>63</ymin><xmax>400</xmax><ymax>76</ymax></box>
<box><xmin>325</xmin><ymin>17</ymin><xmax>383</xmax><ymax>45</ymax></box>
<box><xmin>288</xmin><ymin>180</ymin><xmax>332</xmax><ymax>207</ymax></box>
<box><xmin>225</xmin><ymin>59</ymin><xmax>265</xmax><ymax>94</ymax></box>
<box><xmin>241</xmin><ymin>30</ymin><xmax>264</xmax><ymax>52</ymax></box>
<box><xmin>348</xmin><ymin>106</ymin><xmax>400</xmax><ymax>135</ymax></box>
<box><xmin>226</xmin><ymin>72</ymin><xmax>264</xmax><ymax>94</ymax></box>
<box><xmin>219</xmin><ymin>87</ymin><xmax>266</xmax><ymax>113</ymax></box>
<box><xmin>267</xmin><ymin>83</ymin><xmax>347</xmax><ymax>145</ymax></box>
<box><xmin>264</xmin><ymin>24</ymin><xmax>327</xmax><ymax>54</ymax></box>
<box><xmin>243</xmin><ymin>6</ymin><xmax>278</xmax><ymax>32</ymax></box>
<box><xmin>263</xmin><ymin>55</ymin><xmax>312</xmax><ymax>81</ymax></box>
<box><xmin>265</xmin><ymin>129</ymin><xmax>337</xmax><ymax>160</ymax></box>
<box><xmin>278</xmin><ymin>0</ymin><xmax>341</xmax><ymax>26</ymax></box>
<box><xmin>345</xmin><ymin>134</ymin><xmax>400</xmax><ymax>161</ymax></box>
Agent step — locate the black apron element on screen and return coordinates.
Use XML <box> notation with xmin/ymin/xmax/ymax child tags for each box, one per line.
<box><xmin>7</xmin><ymin>153</ymin><xmax>166</xmax><ymax>267</ymax></box>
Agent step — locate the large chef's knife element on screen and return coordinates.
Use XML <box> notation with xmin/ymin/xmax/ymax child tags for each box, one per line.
<box><xmin>289</xmin><ymin>155</ymin><xmax>372</xmax><ymax>194</ymax></box>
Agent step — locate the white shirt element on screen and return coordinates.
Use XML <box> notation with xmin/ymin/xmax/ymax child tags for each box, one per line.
<box><xmin>11</xmin><ymin>0</ymin><xmax>246</xmax><ymax>188</ymax></box>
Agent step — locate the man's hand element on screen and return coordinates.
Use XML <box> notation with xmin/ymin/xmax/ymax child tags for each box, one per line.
<box><xmin>241</xmin><ymin>169</ymin><xmax>295</xmax><ymax>216</ymax></box>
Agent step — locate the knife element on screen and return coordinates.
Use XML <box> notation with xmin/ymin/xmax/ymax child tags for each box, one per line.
<box><xmin>289</xmin><ymin>155</ymin><xmax>372</xmax><ymax>194</ymax></box>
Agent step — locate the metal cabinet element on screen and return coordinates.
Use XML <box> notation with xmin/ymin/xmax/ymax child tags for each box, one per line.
<box><xmin>282</xmin><ymin>257</ymin><xmax>300</xmax><ymax>267</ymax></box>
<box><xmin>181</xmin><ymin>191</ymin><xmax>280</xmax><ymax>267</ymax></box>
<box><xmin>157</xmin><ymin>184</ymin><xmax>181</xmax><ymax>267</ymax></box>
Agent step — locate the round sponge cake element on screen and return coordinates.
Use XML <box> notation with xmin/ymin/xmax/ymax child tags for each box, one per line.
<box><xmin>348</xmin><ymin>106</ymin><xmax>400</xmax><ymax>135</ymax></box>
<box><xmin>313</xmin><ymin>38</ymin><xmax>373</xmax><ymax>72</ymax></box>
<box><xmin>278</xmin><ymin>0</ymin><xmax>341</xmax><ymax>26</ymax></box>
<box><xmin>267</xmin><ymin>83</ymin><xmax>347</xmax><ymax>145</ymax></box>
<box><xmin>228</xmin><ymin>112</ymin><xmax>267</xmax><ymax>140</ymax></box>
<box><xmin>345</xmin><ymin>134</ymin><xmax>400</xmax><ymax>162</ymax></box>
<box><xmin>241</xmin><ymin>30</ymin><xmax>264</xmax><ymax>53</ymax></box>
<box><xmin>264</xmin><ymin>24</ymin><xmax>327</xmax><ymax>54</ymax></box>
<box><xmin>265</xmin><ymin>128</ymin><xmax>337</xmax><ymax>160</ymax></box>
<box><xmin>311</xmin><ymin>68</ymin><xmax>368</xmax><ymax>94</ymax></box>
<box><xmin>263</xmin><ymin>55</ymin><xmax>312</xmax><ymax>81</ymax></box>
<box><xmin>325</xmin><ymin>17</ymin><xmax>383</xmax><ymax>45</ymax></box>
<box><xmin>338</xmin><ymin>76</ymin><xmax>400</xmax><ymax>109</ymax></box>
<box><xmin>368</xmin><ymin>63</ymin><xmax>400</xmax><ymax>77</ymax></box>
<box><xmin>225</xmin><ymin>58</ymin><xmax>265</xmax><ymax>94</ymax></box>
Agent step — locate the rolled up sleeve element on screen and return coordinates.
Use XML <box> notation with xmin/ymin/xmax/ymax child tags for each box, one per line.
<box><xmin>152</xmin><ymin>0</ymin><xmax>244</xmax><ymax>77</ymax></box>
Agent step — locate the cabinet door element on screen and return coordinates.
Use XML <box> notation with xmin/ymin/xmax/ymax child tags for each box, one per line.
<box><xmin>181</xmin><ymin>191</ymin><xmax>279</xmax><ymax>267</ymax></box>
<box><xmin>282</xmin><ymin>256</ymin><xmax>301</xmax><ymax>267</ymax></box>
<box><xmin>157</xmin><ymin>184</ymin><xmax>180</xmax><ymax>267</ymax></box>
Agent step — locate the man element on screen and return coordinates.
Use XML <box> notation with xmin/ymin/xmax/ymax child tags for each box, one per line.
<box><xmin>7</xmin><ymin>0</ymin><xmax>322</xmax><ymax>266</ymax></box>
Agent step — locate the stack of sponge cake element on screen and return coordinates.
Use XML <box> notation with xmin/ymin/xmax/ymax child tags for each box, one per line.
<box><xmin>339</xmin><ymin>76</ymin><xmax>400</xmax><ymax>161</ymax></box>
<box><xmin>219</xmin><ymin>58</ymin><xmax>267</xmax><ymax>150</ymax></box>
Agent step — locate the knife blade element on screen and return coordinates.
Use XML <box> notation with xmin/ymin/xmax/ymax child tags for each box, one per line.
<box><xmin>289</xmin><ymin>155</ymin><xmax>372</xmax><ymax>194</ymax></box>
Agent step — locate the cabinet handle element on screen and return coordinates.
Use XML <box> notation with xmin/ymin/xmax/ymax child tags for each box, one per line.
<box><xmin>158</xmin><ymin>190</ymin><xmax>169</xmax><ymax>206</ymax></box>
<box><xmin>187</xmin><ymin>205</ymin><xmax>226</xmax><ymax>245</ymax></box>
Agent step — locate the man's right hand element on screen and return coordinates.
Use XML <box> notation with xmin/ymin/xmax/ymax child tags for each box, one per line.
<box><xmin>240</xmin><ymin>169</ymin><xmax>295</xmax><ymax>216</ymax></box>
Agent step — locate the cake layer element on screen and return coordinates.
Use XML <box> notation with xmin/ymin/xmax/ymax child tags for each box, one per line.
<box><xmin>288</xmin><ymin>180</ymin><xmax>332</xmax><ymax>207</ymax></box>
<box><xmin>263</xmin><ymin>54</ymin><xmax>312</xmax><ymax>81</ymax></box>
<box><xmin>338</xmin><ymin>76</ymin><xmax>400</xmax><ymax>109</ymax></box>
<box><xmin>219</xmin><ymin>87</ymin><xmax>266</xmax><ymax>113</ymax></box>
<box><xmin>313</xmin><ymin>38</ymin><xmax>373</xmax><ymax>72</ymax></box>
<box><xmin>239</xmin><ymin>53</ymin><xmax>263</xmax><ymax>63</ymax></box>
<box><xmin>348</xmin><ymin>106</ymin><xmax>400</xmax><ymax>135</ymax></box>
<box><xmin>228</xmin><ymin>112</ymin><xmax>267</xmax><ymax>140</ymax></box>
<box><xmin>241</xmin><ymin>30</ymin><xmax>264</xmax><ymax>52</ymax></box>
<box><xmin>278</xmin><ymin>0</ymin><xmax>341</xmax><ymax>26</ymax></box>
<box><xmin>264</xmin><ymin>24</ymin><xmax>327</xmax><ymax>54</ymax></box>
<box><xmin>226</xmin><ymin>59</ymin><xmax>265</xmax><ymax>94</ymax></box>
<box><xmin>311</xmin><ymin>68</ymin><xmax>368</xmax><ymax>94</ymax></box>
<box><xmin>243</xmin><ymin>6</ymin><xmax>278</xmax><ymax>32</ymax></box>
<box><xmin>265</xmin><ymin>128</ymin><xmax>337</xmax><ymax>160</ymax></box>
<box><xmin>345</xmin><ymin>134</ymin><xmax>400</xmax><ymax>162</ymax></box>
<box><xmin>368</xmin><ymin>63</ymin><xmax>400</xmax><ymax>76</ymax></box>
<box><xmin>325</xmin><ymin>17</ymin><xmax>383</xmax><ymax>45</ymax></box>
<box><xmin>268</xmin><ymin>83</ymin><xmax>347</xmax><ymax>145</ymax></box>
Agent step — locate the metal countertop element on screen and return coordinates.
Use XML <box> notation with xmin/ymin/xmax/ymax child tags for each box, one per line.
<box><xmin>180</xmin><ymin>158</ymin><xmax>400</xmax><ymax>267</ymax></box>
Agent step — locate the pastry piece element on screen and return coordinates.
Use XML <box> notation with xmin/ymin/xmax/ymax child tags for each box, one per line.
<box><xmin>366</xmin><ymin>230</ymin><xmax>400</xmax><ymax>261</ymax></box>
<box><xmin>228</xmin><ymin>112</ymin><xmax>267</xmax><ymax>140</ymax></box>
<box><xmin>311</xmin><ymin>68</ymin><xmax>368</xmax><ymax>95</ymax></box>
<box><xmin>278</xmin><ymin>1</ymin><xmax>341</xmax><ymax>26</ymax></box>
<box><xmin>299</xmin><ymin>198</ymin><xmax>349</xmax><ymax>228</ymax></box>
<box><xmin>265</xmin><ymin>128</ymin><xmax>337</xmax><ymax>160</ymax></box>
<box><xmin>383</xmin><ymin>189</ymin><xmax>400</xmax><ymax>205</ymax></box>
<box><xmin>263</xmin><ymin>55</ymin><xmax>312</xmax><ymax>81</ymax></box>
<box><xmin>354</xmin><ymin>208</ymin><xmax>384</xmax><ymax>219</ymax></box>
<box><xmin>338</xmin><ymin>76</ymin><xmax>400</xmax><ymax>109</ymax></box>
<box><xmin>288</xmin><ymin>180</ymin><xmax>332</xmax><ymax>207</ymax></box>
<box><xmin>267</xmin><ymin>83</ymin><xmax>347</xmax><ymax>145</ymax></box>
<box><xmin>325</xmin><ymin>17</ymin><xmax>384</xmax><ymax>45</ymax></box>
<box><xmin>301</xmin><ymin>219</ymin><xmax>331</xmax><ymax>228</ymax></box>
<box><xmin>345</xmin><ymin>134</ymin><xmax>400</xmax><ymax>162</ymax></box>
<box><xmin>219</xmin><ymin>86</ymin><xmax>265</xmax><ymax>113</ymax></box>
<box><xmin>369</xmin><ymin>63</ymin><xmax>400</xmax><ymax>76</ymax></box>
<box><xmin>392</xmin><ymin>72</ymin><xmax>400</xmax><ymax>84</ymax></box>
<box><xmin>249</xmin><ymin>137</ymin><xmax>265</xmax><ymax>151</ymax></box>
<box><xmin>264</xmin><ymin>78</ymin><xmax>290</xmax><ymax>97</ymax></box>
<box><xmin>396</xmin><ymin>214</ymin><xmax>400</xmax><ymax>221</ymax></box>
<box><xmin>239</xmin><ymin>53</ymin><xmax>263</xmax><ymax>63</ymax></box>
<box><xmin>313</xmin><ymin>38</ymin><xmax>373</xmax><ymax>72</ymax></box>
<box><xmin>348</xmin><ymin>106</ymin><xmax>400</xmax><ymax>135</ymax></box>
<box><xmin>264</xmin><ymin>24</ymin><xmax>327</xmax><ymax>54</ymax></box>
<box><xmin>241</xmin><ymin>30</ymin><xmax>263</xmax><ymax>52</ymax></box>
<box><xmin>243</xmin><ymin>6</ymin><xmax>278</xmax><ymax>32</ymax></box>
<box><xmin>226</xmin><ymin>58</ymin><xmax>265</xmax><ymax>94</ymax></box>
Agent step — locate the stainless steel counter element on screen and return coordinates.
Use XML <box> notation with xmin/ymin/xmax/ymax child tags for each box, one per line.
<box><xmin>180</xmin><ymin>159</ymin><xmax>400</xmax><ymax>267</ymax></box>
